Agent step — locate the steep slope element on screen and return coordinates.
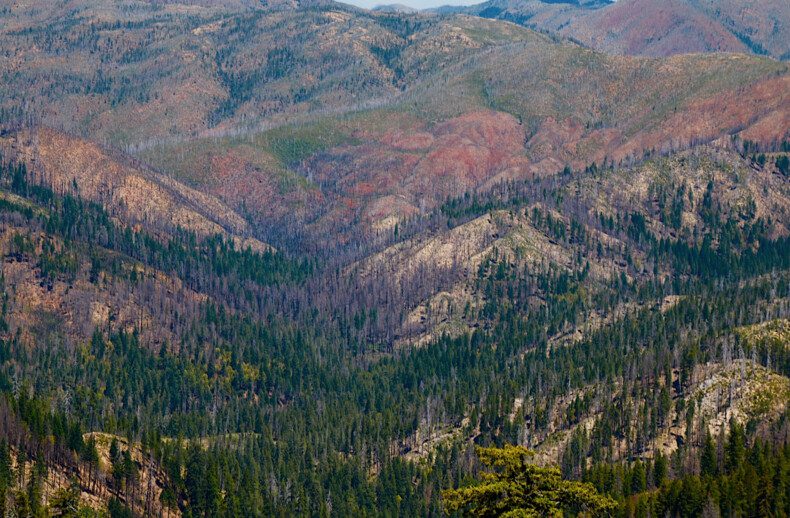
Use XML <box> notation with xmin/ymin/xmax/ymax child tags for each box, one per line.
<box><xmin>690</xmin><ymin>0</ymin><xmax>790</xmax><ymax>58</ymax></box>
<box><xmin>565</xmin><ymin>0</ymin><xmax>750</xmax><ymax>57</ymax></box>
<box><xmin>0</xmin><ymin>3</ymin><xmax>788</xmax><ymax>516</ymax></box>
<box><xmin>1</xmin><ymin>0</ymin><xmax>787</xmax><ymax>251</ymax></box>
<box><xmin>348</xmin><ymin>145</ymin><xmax>790</xmax><ymax>347</ymax></box>
<box><xmin>0</xmin><ymin>156</ymin><xmax>304</xmax><ymax>514</ymax></box>
<box><xmin>0</xmin><ymin>0</ymin><xmax>435</xmax><ymax>144</ymax></box>
<box><xmin>2</xmin><ymin>131</ymin><xmax>788</xmax><ymax>515</ymax></box>
<box><xmin>0</xmin><ymin>147</ymin><xmax>303</xmax><ymax>357</ymax></box>
<box><xmin>0</xmin><ymin>127</ymin><xmax>269</xmax><ymax>251</ymax></box>
<box><xmin>567</xmin><ymin>146</ymin><xmax>790</xmax><ymax>238</ymax></box>
<box><xmin>463</xmin><ymin>0</ymin><xmax>790</xmax><ymax>59</ymax></box>
<box><xmin>139</xmin><ymin>35</ymin><xmax>789</xmax><ymax>246</ymax></box>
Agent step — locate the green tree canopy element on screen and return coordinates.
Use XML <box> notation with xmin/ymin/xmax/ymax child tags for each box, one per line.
<box><xmin>442</xmin><ymin>445</ymin><xmax>616</xmax><ymax>517</ymax></box>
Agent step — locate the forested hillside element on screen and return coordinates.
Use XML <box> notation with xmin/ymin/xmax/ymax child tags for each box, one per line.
<box><xmin>0</xmin><ymin>0</ymin><xmax>787</xmax><ymax>516</ymax></box>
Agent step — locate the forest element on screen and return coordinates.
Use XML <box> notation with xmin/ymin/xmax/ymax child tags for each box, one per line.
<box><xmin>0</xmin><ymin>0</ymin><xmax>788</xmax><ymax>516</ymax></box>
<box><xmin>0</xmin><ymin>136</ymin><xmax>787</xmax><ymax>516</ymax></box>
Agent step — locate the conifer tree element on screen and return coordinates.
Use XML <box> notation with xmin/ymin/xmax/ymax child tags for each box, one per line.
<box><xmin>442</xmin><ymin>445</ymin><xmax>616</xmax><ymax>517</ymax></box>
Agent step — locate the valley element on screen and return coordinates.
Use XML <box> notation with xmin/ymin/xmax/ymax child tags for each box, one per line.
<box><xmin>0</xmin><ymin>0</ymin><xmax>787</xmax><ymax>516</ymax></box>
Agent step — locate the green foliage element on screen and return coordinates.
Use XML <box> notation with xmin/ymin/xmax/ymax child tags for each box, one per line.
<box><xmin>700</xmin><ymin>432</ymin><xmax>717</xmax><ymax>477</ymax></box>
<box><xmin>589</xmin><ymin>438</ymin><xmax>790</xmax><ymax>517</ymax></box>
<box><xmin>49</xmin><ymin>481</ymin><xmax>82</xmax><ymax>517</ymax></box>
<box><xmin>0</xmin><ymin>157</ymin><xmax>313</xmax><ymax>293</ymax></box>
<box><xmin>260</xmin><ymin>122</ymin><xmax>357</xmax><ymax>167</ymax></box>
<box><xmin>0</xmin><ymin>143</ymin><xmax>788</xmax><ymax>516</ymax></box>
<box><xmin>107</xmin><ymin>498</ymin><xmax>133</xmax><ymax>518</ymax></box>
<box><xmin>442</xmin><ymin>445</ymin><xmax>616</xmax><ymax>517</ymax></box>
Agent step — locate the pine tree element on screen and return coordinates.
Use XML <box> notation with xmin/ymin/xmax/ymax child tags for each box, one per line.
<box><xmin>442</xmin><ymin>445</ymin><xmax>616</xmax><ymax>517</ymax></box>
<box><xmin>653</xmin><ymin>451</ymin><xmax>668</xmax><ymax>488</ymax></box>
<box><xmin>0</xmin><ymin>440</ymin><xmax>10</xmax><ymax>517</ymax></box>
<box><xmin>49</xmin><ymin>480</ymin><xmax>81</xmax><ymax>517</ymax></box>
<box><xmin>726</xmin><ymin>420</ymin><xmax>746</xmax><ymax>474</ymax></box>
<box><xmin>701</xmin><ymin>432</ymin><xmax>717</xmax><ymax>477</ymax></box>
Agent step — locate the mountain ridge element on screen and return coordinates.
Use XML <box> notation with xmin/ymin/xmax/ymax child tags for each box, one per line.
<box><xmin>0</xmin><ymin>1</ymin><xmax>788</xmax><ymax>516</ymax></box>
<box><xmin>458</xmin><ymin>0</ymin><xmax>790</xmax><ymax>59</ymax></box>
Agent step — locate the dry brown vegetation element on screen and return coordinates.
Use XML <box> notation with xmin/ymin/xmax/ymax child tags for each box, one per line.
<box><xmin>0</xmin><ymin>224</ymin><xmax>207</xmax><ymax>353</ymax></box>
<box><xmin>463</xmin><ymin>0</ymin><xmax>790</xmax><ymax>59</ymax></box>
<box><xmin>1</xmin><ymin>0</ymin><xmax>787</xmax><ymax>250</ymax></box>
<box><xmin>352</xmin><ymin>145</ymin><xmax>789</xmax><ymax>346</ymax></box>
<box><xmin>0</xmin><ymin>128</ymin><xmax>270</xmax><ymax>250</ymax></box>
<box><xmin>0</xmin><ymin>2</ymin><xmax>787</xmax><ymax>513</ymax></box>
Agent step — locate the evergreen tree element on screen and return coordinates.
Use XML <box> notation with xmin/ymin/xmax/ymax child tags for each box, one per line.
<box><xmin>701</xmin><ymin>431</ymin><xmax>717</xmax><ymax>477</ymax></box>
<box><xmin>442</xmin><ymin>445</ymin><xmax>616</xmax><ymax>517</ymax></box>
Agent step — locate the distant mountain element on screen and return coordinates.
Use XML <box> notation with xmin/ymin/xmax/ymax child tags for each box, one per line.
<box><xmin>372</xmin><ymin>3</ymin><xmax>419</xmax><ymax>13</ymax></box>
<box><xmin>461</xmin><ymin>0</ymin><xmax>790</xmax><ymax>59</ymax></box>
<box><xmin>1</xmin><ymin>0</ymin><xmax>786</xmax><ymax>249</ymax></box>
